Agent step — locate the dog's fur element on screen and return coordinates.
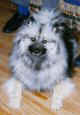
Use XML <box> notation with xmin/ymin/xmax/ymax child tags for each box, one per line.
<box><xmin>3</xmin><ymin>9</ymin><xmax>77</xmax><ymax>110</ymax></box>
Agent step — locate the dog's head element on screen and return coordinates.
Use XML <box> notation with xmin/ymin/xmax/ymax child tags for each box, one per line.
<box><xmin>14</xmin><ymin>9</ymin><xmax>69</xmax><ymax>71</ymax></box>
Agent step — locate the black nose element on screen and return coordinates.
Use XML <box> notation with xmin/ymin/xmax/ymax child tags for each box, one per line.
<box><xmin>28</xmin><ymin>43</ymin><xmax>46</xmax><ymax>56</ymax></box>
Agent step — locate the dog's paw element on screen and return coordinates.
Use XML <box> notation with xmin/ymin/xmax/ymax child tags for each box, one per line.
<box><xmin>8</xmin><ymin>98</ymin><xmax>21</xmax><ymax>109</ymax></box>
<box><xmin>51</xmin><ymin>99</ymin><xmax>63</xmax><ymax>111</ymax></box>
<box><xmin>2</xmin><ymin>78</ymin><xmax>23</xmax><ymax>109</ymax></box>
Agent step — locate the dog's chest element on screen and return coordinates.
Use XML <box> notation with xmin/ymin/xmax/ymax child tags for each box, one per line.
<box><xmin>17</xmin><ymin>64</ymin><xmax>62</xmax><ymax>90</ymax></box>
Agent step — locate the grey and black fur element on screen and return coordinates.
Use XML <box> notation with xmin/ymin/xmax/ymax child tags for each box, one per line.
<box><xmin>53</xmin><ymin>22</ymin><xmax>77</xmax><ymax>76</ymax></box>
<box><xmin>3</xmin><ymin>9</ymin><xmax>77</xmax><ymax>110</ymax></box>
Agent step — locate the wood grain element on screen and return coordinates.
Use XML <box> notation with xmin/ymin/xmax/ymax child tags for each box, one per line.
<box><xmin>0</xmin><ymin>1</ymin><xmax>80</xmax><ymax>114</ymax></box>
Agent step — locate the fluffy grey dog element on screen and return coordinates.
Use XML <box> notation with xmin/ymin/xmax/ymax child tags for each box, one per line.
<box><xmin>3</xmin><ymin>9</ymin><xmax>77</xmax><ymax>110</ymax></box>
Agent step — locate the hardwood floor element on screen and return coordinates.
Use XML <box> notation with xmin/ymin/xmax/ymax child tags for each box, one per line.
<box><xmin>0</xmin><ymin>1</ymin><xmax>80</xmax><ymax>115</ymax></box>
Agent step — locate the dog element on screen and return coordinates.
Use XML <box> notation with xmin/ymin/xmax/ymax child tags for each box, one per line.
<box><xmin>3</xmin><ymin>9</ymin><xmax>78</xmax><ymax>110</ymax></box>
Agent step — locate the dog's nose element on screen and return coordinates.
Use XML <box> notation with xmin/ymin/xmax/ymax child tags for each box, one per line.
<box><xmin>28</xmin><ymin>43</ymin><xmax>46</xmax><ymax>56</ymax></box>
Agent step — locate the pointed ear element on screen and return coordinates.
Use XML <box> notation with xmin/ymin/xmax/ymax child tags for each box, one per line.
<box><xmin>52</xmin><ymin>20</ymin><xmax>73</xmax><ymax>33</ymax></box>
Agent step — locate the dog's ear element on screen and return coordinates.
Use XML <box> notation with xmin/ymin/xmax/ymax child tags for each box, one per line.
<box><xmin>53</xmin><ymin>22</ymin><xmax>64</xmax><ymax>32</ymax></box>
<box><xmin>52</xmin><ymin>21</ymin><xmax>70</xmax><ymax>33</ymax></box>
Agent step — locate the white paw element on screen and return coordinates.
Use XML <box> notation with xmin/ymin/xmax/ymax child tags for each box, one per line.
<box><xmin>3</xmin><ymin>78</ymin><xmax>23</xmax><ymax>109</ymax></box>
<box><xmin>51</xmin><ymin>100</ymin><xmax>63</xmax><ymax>111</ymax></box>
<box><xmin>8</xmin><ymin>99</ymin><xmax>21</xmax><ymax>109</ymax></box>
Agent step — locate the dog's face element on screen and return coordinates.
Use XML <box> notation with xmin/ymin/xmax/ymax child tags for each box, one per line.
<box><xmin>17</xmin><ymin>23</ymin><xmax>63</xmax><ymax>71</ymax></box>
<box><xmin>15</xmin><ymin>10</ymin><xmax>67</xmax><ymax>71</ymax></box>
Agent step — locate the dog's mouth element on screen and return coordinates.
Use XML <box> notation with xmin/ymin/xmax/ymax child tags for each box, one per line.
<box><xmin>29</xmin><ymin>55</ymin><xmax>46</xmax><ymax>71</ymax></box>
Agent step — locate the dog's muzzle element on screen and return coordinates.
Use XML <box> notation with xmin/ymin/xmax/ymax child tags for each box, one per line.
<box><xmin>28</xmin><ymin>43</ymin><xmax>46</xmax><ymax>56</ymax></box>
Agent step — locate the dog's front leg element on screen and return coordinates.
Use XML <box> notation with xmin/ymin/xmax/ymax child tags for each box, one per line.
<box><xmin>2</xmin><ymin>78</ymin><xmax>23</xmax><ymax>109</ymax></box>
<box><xmin>51</xmin><ymin>78</ymin><xmax>75</xmax><ymax>111</ymax></box>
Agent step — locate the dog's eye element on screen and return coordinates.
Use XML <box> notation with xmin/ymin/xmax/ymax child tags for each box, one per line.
<box><xmin>31</xmin><ymin>37</ymin><xmax>36</xmax><ymax>42</ymax></box>
<box><xmin>42</xmin><ymin>40</ymin><xmax>47</xmax><ymax>44</ymax></box>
